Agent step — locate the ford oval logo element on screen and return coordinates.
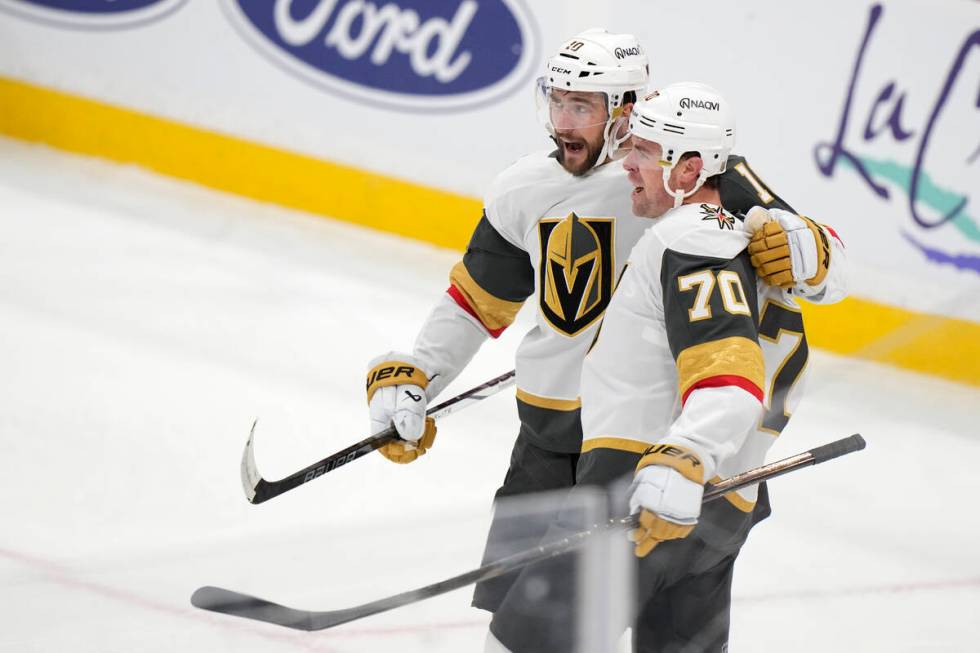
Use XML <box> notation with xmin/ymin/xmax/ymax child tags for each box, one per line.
<box><xmin>0</xmin><ymin>0</ymin><xmax>187</xmax><ymax>29</ymax></box>
<box><xmin>222</xmin><ymin>0</ymin><xmax>539</xmax><ymax>112</ymax></box>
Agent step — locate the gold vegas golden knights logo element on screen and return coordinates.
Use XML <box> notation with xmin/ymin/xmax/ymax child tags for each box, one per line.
<box><xmin>538</xmin><ymin>213</ymin><xmax>614</xmax><ymax>337</ymax></box>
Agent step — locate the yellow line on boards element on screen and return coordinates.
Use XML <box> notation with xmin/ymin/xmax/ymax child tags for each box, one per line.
<box><xmin>0</xmin><ymin>75</ymin><xmax>482</xmax><ymax>251</ymax></box>
<box><xmin>1</xmin><ymin>76</ymin><xmax>977</xmax><ymax>387</ymax></box>
<box><xmin>800</xmin><ymin>298</ymin><xmax>979</xmax><ymax>387</ymax></box>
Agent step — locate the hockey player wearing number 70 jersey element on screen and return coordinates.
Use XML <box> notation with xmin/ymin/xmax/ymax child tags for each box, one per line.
<box><xmin>489</xmin><ymin>84</ymin><xmax>842</xmax><ymax>652</ymax></box>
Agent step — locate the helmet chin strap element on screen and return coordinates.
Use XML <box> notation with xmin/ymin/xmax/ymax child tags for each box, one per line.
<box><xmin>593</xmin><ymin>112</ymin><xmax>630</xmax><ymax>170</ymax></box>
<box><xmin>661</xmin><ymin>167</ymin><xmax>709</xmax><ymax>208</ymax></box>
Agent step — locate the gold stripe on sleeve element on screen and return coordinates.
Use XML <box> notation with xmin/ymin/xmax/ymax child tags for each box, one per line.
<box><xmin>515</xmin><ymin>388</ymin><xmax>581</xmax><ymax>411</ymax></box>
<box><xmin>449</xmin><ymin>261</ymin><xmax>524</xmax><ymax>332</ymax></box>
<box><xmin>581</xmin><ymin>437</ymin><xmax>651</xmax><ymax>455</ymax></box>
<box><xmin>676</xmin><ymin>336</ymin><xmax>765</xmax><ymax>400</ymax></box>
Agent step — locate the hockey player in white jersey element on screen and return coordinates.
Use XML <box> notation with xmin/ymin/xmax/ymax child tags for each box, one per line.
<box><xmin>364</xmin><ymin>30</ymin><xmax>847</xmax><ymax>616</ymax></box>
<box><xmin>488</xmin><ymin>84</ymin><xmax>838</xmax><ymax>652</ymax></box>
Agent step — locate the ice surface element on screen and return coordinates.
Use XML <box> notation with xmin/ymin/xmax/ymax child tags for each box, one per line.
<box><xmin>0</xmin><ymin>137</ymin><xmax>977</xmax><ymax>652</ymax></box>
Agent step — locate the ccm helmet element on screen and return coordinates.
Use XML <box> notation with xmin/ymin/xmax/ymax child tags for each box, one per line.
<box><xmin>537</xmin><ymin>28</ymin><xmax>649</xmax><ymax>168</ymax></box>
<box><xmin>629</xmin><ymin>82</ymin><xmax>735</xmax><ymax>206</ymax></box>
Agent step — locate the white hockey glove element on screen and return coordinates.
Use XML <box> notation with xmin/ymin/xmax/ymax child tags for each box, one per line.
<box><xmin>628</xmin><ymin>445</ymin><xmax>705</xmax><ymax>558</ymax></box>
<box><xmin>366</xmin><ymin>352</ymin><xmax>437</xmax><ymax>464</ymax></box>
<box><xmin>745</xmin><ymin>206</ymin><xmax>830</xmax><ymax>289</ymax></box>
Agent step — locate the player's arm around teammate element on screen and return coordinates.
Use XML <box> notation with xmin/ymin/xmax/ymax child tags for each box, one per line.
<box><xmin>716</xmin><ymin>156</ymin><xmax>848</xmax><ymax>304</ymax></box>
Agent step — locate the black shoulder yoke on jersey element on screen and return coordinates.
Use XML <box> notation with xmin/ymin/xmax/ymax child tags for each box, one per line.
<box><xmin>463</xmin><ymin>213</ymin><xmax>535</xmax><ymax>302</ymax></box>
<box><xmin>718</xmin><ymin>155</ymin><xmax>795</xmax><ymax>216</ymax></box>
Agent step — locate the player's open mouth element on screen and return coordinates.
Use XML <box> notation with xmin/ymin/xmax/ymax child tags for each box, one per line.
<box><xmin>560</xmin><ymin>139</ymin><xmax>585</xmax><ymax>154</ymax></box>
<box><xmin>632</xmin><ymin>186</ymin><xmax>644</xmax><ymax>196</ymax></box>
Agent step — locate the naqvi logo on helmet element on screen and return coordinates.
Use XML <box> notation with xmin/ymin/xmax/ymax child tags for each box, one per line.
<box><xmin>614</xmin><ymin>46</ymin><xmax>641</xmax><ymax>59</ymax></box>
<box><xmin>679</xmin><ymin>97</ymin><xmax>720</xmax><ymax>111</ymax></box>
<box><xmin>222</xmin><ymin>0</ymin><xmax>539</xmax><ymax>112</ymax></box>
<box><xmin>0</xmin><ymin>0</ymin><xmax>186</xmax><ymax>28</ymax></box>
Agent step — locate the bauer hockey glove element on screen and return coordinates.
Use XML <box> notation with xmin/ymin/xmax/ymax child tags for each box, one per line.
<box><xmin>627</xmin><ymin>445</ymin><xmax>705</xmax><ymax>557</ymax></box>
<box><xmin>366</xmin><ymin>352</ymin><xmax>437</xmax><ymax>464</ymax></box>
<box><xmin>745</xmin><ymin>206</ymin><xmax>831</xmax><ymax>289</ymax></box>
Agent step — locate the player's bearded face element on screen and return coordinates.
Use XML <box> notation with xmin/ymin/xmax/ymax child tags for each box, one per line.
<box><xmin>549</xmin><ymin>90</ymin><xmax>609</xmax><ymax>176</ymax></box>
<box><xmin>623</xmin><ymin>139</ymin><xmax>678</xmax><ymax>218</ymax></box>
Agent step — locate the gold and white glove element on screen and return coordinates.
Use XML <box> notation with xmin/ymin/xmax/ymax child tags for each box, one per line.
<box><xmin>628</xmin><ymin>444</ymin><xmax>705</xmax><ymax>557</ymax></box>
<box><xmin>366</xmin><ymin>353</ymin><xmax>437</xmax><ymax>464</ymax></box>
<box><xmin>745</xmin><ymin>206</ymin><xmax>831</xmax><ymax>289</ymax></box>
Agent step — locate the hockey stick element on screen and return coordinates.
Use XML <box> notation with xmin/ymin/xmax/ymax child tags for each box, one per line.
<box><xmin>242</xmin><ymin>369</ymin><xmax>516</xmax><ymax>504</ymax></box>
<box><xmin>195</xmin><ymin>433</ymin><xmax>865</xmax><ymax>630</ymax></box>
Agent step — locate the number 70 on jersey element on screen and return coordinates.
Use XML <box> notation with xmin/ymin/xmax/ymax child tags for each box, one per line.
<box><xmin>677</xmin><ymin>268</ymin><xmax>808</xmax><ymax>437</ymax></box>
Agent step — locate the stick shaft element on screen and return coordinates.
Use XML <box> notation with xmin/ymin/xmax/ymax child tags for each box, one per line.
<box><xmin>704</xmin><ymin>433</ymin><xmax>866</xmax><ymax>502</ymax></box>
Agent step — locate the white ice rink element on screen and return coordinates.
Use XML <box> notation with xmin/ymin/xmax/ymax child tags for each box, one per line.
<box><xmin>1</xmin><ymin>137</ymin><xmax>978</xmax><ymax>652</ymax></box>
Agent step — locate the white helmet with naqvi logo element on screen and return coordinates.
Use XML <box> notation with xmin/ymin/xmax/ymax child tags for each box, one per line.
<box><xmin>628</xmin><ymin>82</ymin><xmax>736</xmax><ymax>207</ymax></box>
<box><xmin>536</xmin><ymin>28</ymin><xmax>650</xmax><ymax>168</ymax></box>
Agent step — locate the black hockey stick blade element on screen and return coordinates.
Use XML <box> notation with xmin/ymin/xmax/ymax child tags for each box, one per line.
<box><xmin>241</xmin><ymin>420</ymin><xmax>395</xmax><ymax>504</ymax></box>
<box><xmin>191</xmin><ymin>586</ymin><xmax>331</xmax><ymax>631</ymax></box>
<box><xmin>196</xmin><ymin>433</ymin><xmax>864</xmax><ymax>631</ymax></box>
<box><xmin>241</xmin><ymin>370</ymin><xmax>516</xmax><ymax>504</ymax></box>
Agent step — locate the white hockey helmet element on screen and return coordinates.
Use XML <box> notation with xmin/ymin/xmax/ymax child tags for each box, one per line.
<box><xmin>536</xmin><ymin>28</ymin><xmax>650</xmax><ymax>167</ymax></box>
<box><xmin>628</xmin><ymin>82</ymin><xmax>736</xmax><ymax>207</ymax></box>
